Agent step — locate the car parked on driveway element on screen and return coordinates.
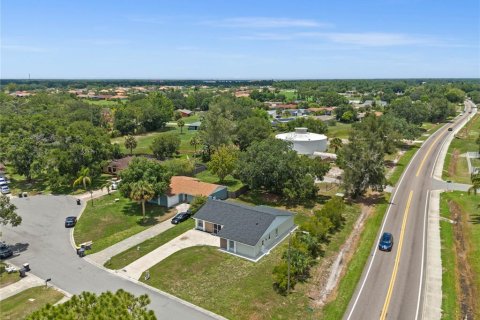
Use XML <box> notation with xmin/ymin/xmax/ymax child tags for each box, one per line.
<box><xmin>65</xmin><ymin>216</ymin><xmax>77</xmax><ymax>228</ymax></box>
<box><xmin>0</xmin><ymin>242</ymin><xmax>13</xmax><ymax>259</ymax></box>
<box><xmin>1</xmin><ymin>185</ymin><xmax>10</xmax><ymax>194</ymax></box>
<box><xmin>171</xmin><ymin>211</ymin><xmax>191</xmax><ymax>224</ymax></box>
<box><xmin>379</xmin><ymin>232</ymin><xmax>394</xmax><ymax>252</ymax></box>
<box><xmin>0</xmin><ymin>177</ymin><xmax>7</xmax><ymax>185</ymax></box>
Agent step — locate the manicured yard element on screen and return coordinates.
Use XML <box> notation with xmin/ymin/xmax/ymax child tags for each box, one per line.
<box><xmin>440</xmin><ymin>192</ymin><xmax>480</xmax><ymax>319</ymax></box>
<box><xmin>0</xmin><ymin>286</ymin><xmax>64</xmax><ymax>320</ymax></box>
<box><xmin>105</xmin><ymin>219</ymin><xmax>194</xmax><ymax>270</ymax></box>
<box><xmin>74</xmin><ymin>193</ymin><xmax>174</xmax><ymax>254</ymax></box>
<box><xmin>327</xmin><ymin>122</ymin><xmax>352</xmax><ymax>139</ymax></box>
<box><xmin>0</xmin><ymin>264</ymin><xmax>20</xmax><ymax>288</ymax></box>
<box><xmin>195</xmin><ymin>170</ymin><xmax>244</xmax><ymax>192</ymax></box>
<box><xmin>141</xmin><ymin>201</ymin><xmax>362</xmax><ymax>320</ymax></box>
<box><xmin>443</xmin><ymin>114</ymin><xmax>480</xmax><ymax>183</ymax></box>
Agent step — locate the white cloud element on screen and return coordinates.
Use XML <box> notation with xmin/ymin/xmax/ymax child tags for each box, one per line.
<box><xmin>297</xmin><ymin>32</ymin><xmax>439</xmax><ymax>46</ymax></box>
<box><xmin>238</xmin><ymin>33</ymin><xmax>294</xmax><ymax>40</ymax></box>
<box><xmin>2</xmin><ymin>45</ymin><xmax>49</xmax><ymax>52</ymax></box>
<box><xmin>203</xmin><ymin>17</ymin><xmax>330</xmax><ymax>28</ymax></box>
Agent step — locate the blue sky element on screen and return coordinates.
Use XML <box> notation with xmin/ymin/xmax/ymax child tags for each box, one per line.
<box><xmin>2</xmin><ymin>0</ymin><xmax>479</xmax><ymax>79</ymax></box>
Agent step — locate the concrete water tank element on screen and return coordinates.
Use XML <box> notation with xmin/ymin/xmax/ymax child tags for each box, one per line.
<box><xmin>275</xmin><ymin>127</ymin><xmax>328</xmax><ymax>155</ymax></box>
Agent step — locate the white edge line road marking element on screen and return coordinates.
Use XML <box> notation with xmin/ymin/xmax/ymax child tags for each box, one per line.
<box><xmin>415</xmin><ymin>189</ymin><xmax>429</xmax><ymax>320</ymax></box>
<box><xmin>345</xmin><ymin>126</ymin><xmax>442</xmax><ymax>320</ymax></box>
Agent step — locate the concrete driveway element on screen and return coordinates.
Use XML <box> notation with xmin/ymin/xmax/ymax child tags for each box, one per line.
<box><xmin>121</xmin><ymin>229</ymin><xmax>219</xmax><ymax>280</ymax></box>
<box><xmin>1</xmin><ymin>195</ymin><xmax>219</xmax><ymax>320</ymax></box>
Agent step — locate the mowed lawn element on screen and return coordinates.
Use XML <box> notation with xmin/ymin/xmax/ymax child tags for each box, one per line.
<box><xmin>195</xmin><ymin>170</ymin><xmax>244</xmax><ymax>192</ymax></box>
<box><xmin>141</xmin><ymin>202</ymin><xmax>362</xmax><ymax>320</ymax></box>
<box><xmin>440</xmin><ymin>192</ymin><xmax>480</xmax><ymax>319</ymax></box>
<box><xmin>0</xmin><ymin>263</ymin><xmax>20</xmax><ymax>288</ymax></box>
<box><xmin>105</xmin><ymin>219</ymin><xmax>194</xmax><ymax>270</ymax></box>
<box><xmin>443</xmin><ymin>114</ymin><xmax>480</xmax><ymax>183</ymax></box>
<box><xmin>0</xmin><ymin>286</ymin><xmax>64</xmax><ymax>320</ymax></box>
<box><xmin>327</xmin><ymin>122</ymin><xmax>352</xmax><ymax>139</ymax></box>
<box><xmin>74</xmin><ymin>193</ymin><xmax>174</xmax><ymax>254</ymax></box>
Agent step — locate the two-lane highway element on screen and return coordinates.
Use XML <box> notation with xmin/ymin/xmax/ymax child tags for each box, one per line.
<box><xmin>345</xmin><ymin>100</ymin><xmax>477</xmax><ymax>320</ymax></box>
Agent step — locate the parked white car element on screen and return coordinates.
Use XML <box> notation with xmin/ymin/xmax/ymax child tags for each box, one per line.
<box><xmin>1</xmin><ymin>185</ymin><xmax>10</xmax><ymax>194</ymax></box>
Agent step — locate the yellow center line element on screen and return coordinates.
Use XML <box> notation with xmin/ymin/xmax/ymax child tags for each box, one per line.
<box><xmin>415</xmin><ymin>130</ymin><xmax>446</xmax><ymax>177</ymax></box>
<box><xmin>379</xmin><ymin>190</ymin><xmax>414</xmax><ymax>320</ymax></box>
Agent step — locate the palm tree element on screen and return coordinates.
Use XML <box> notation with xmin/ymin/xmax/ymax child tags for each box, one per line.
<box><xmin>101</xmin><ymin>181</ymin><xmax>112</xmax><ymax>195</ymax></box>
<box><xmin>73</xmin><ymin>167</ymin><xmax>93</xmax><ymax>205</ymax></box>
<box><xmin>129</xmin><ymin>181</ymin><xmax>155</xmax><ymax>222</ymax></box>
<box><xmin>468</xmin><ymin>172</ymin><xmax>480</xmax><ymax>195</ymax></box>
<box><xmin>177</xmin><ymin>119</ymin><xmax>185</xmax><ymax>134</ymax></box>
<box><xmin>189</xmin><ymin>135</ymin><xmax>201</xmax><ymax>156</ymax></box>
<box><xmin>330</xmin><ymin>137</ymin><xmax>343</xmax><ymax>153</ymax></box>
<box><xmin>124</xmin><ymin>135</ymin><xmax>137</xmax><ymax>155</ymax></box>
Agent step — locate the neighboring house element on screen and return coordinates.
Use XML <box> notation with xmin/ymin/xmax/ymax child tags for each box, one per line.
<box><xmin>178</xmin><ymin>109</ymin><xmax>193</xmax><ymax>117</ymax></box>
<box><xmin>187</xmin><ymin>121</ymin><xmax>202</xmax><ymax>130</ymax></box>
<box><xmin>152</xmin><ymin>176</ymin><xmax>227</xmax><ymax>207</ymax></box>
<box><xmin>104</xmin><ymin>156</ymin><xmax>134</xmax><ymax>174</ymax></box>
<box><xmin>194</xmin><ymin>199</ymin><xmax>295</xmax><ymax>261</ymax></box>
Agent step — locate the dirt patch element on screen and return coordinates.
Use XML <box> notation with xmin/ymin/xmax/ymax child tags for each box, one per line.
<box><xmin>307</xmin><ymin>193</ymin><xmax>380</xmax><ymax>306</ymax></box>
<box><xmin>448</xmin><ymin>149</ymin><xmax>460</xmax><ymax>177</ymax></box>
<box><xmin>449</xmin><ymin>200</ymin><xmax>477</xmax><ymax>319</ymax></box>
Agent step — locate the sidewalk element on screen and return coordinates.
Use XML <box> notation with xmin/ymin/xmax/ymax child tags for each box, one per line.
<box><xmin>121</xmin><ymin>229</ymin><xmax>218</xmax><ymax>280</ymax></box>
<box><xmin>76</xmin><ymin>188</ymin><xmax>117</xmax><ymax>201</ymax></box>
<box><xmin>88</xmin><ymin>203</ymin><xmax>190</xmax><ymax>266</ymax></box>
<box><xmin>88</xmin><ymin>219</ymin><xmax>176</xmax><ymax>266</ymax></box>
<box><xmin>0</xmin><ymin>272</ymin><xmax>44</xmax><ymax>300</ymax></box>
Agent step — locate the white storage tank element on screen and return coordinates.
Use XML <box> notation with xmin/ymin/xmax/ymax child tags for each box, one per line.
<box><xmin>275</xmin><ymin>127</ymin><xmax>328</xmax><ymax>155</ymax></box>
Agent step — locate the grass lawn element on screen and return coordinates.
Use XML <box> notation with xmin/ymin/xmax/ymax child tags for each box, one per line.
<box><xmin>443</xmin><ymin>114</ymin><xmax>480</xmax><ymax>183</ymax></box>
<box><xmin>320</xmin><ymin>195</ymin><xmax>389</xmax><ymax>319</ymax></box>
<box><xmin>388</xmin><ymin>144</ymin><xmax>420</xmax><ymax>186</ymax></box>
<box><xmin>195</xmin><ymin>170</ymin><xmax>244</xmax><ymax>192</ymax></box>
<box><xmin>279</xmin><ymin>89</ymin><xmax>297</xmax><ymax>101</ymax></box>
<box><xmin>0</xmin><ymin>286</ymin><xmax>64</xmax><ymax>320</ymax></box>
<box><xmin>4</xmin><ymin>163</ymin><xmax>112</xmax><ymax>196</ymax></box>
<box><xmin>73</xmin><ymin>193</ymin><xmax>174</xmax><ymax>254</ymax></box>
<box><xmin>104</xmin><ymin>219</ymin><xmax>195</xmax><ymax>270</ymax></box>
<box><xmin>141</xmin><ymin>201</ymin><xmax>362</xmax><ymax>320</ymax></box>
<box><xmin>112</xmin><ymin>124</ymin><xmax>199</xmax><ymax>156</ymax></box>
<box><xmin>440</xmin><ymin>192</ymin><xmax>480</xmax><ymax>319</ymax></box>
<box><xmin>0</xmin><ymin>264</ymin><xmax>20</xmax><ymax>288</ymax></box>
<box><xmin>327</xmin><ymin>122</ymin><xmax>352</xmax><ymax>139</ymax></box>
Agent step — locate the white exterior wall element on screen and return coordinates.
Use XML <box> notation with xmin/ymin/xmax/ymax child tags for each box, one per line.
<box><xmin>236</xmin><ymin>242</ymin><xmax>255</xmax><ymax>258</ymax></box>
<box><xmin>292</xmin><ymin>139</ymin><xmax>327</xmax><ymax>154</ymax></box>
<box><xmin>252</xmin><ymin>215</ymin><xmax>295</xmax><ymax>257</ymax></box>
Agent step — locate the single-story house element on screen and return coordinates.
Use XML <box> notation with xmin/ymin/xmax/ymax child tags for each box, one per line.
<box><xmin>178</xmin><ymin>109</ymin><xmax>193</xmax><ymax>117</ymax></box>
<box><xmin>104</xmin><ymin>156</ymin><xmax>134</xmax><ymax>174</ymax></box>
<box><xmin>187</xmin><ymin>121</ymin><xmax>202</xmax><ymax>130</ymax></box>
<box><xmin>152</xmin><ymin>176</ymin><xmax>227</xmax><ymax>207</ymax></box>
<box><xmin>194</xmin><ymin>199</ymin><xmax>295</xmax><ymax>261</ymax></box>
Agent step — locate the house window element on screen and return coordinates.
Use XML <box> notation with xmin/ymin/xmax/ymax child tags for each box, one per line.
<box><xmin>275</xmin><ymin>228</ymin><xmax>278</xmax><ymax>238</ymax></box>
<box><xmin>228</xmin><ymin>240</ymin><xmax>235</xmax><ymax>253</ymax></box>
<box><xmin>213</xmin><ymin>224</ymin><xmax>222</xmax><ymax>234</ymax></box>
<box><xmin>197</xmin><ymin>220</ymin><xmax>204</xmax><ymax>230</ymax></box>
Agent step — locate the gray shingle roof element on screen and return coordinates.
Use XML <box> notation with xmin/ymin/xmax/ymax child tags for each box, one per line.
<box><xmin>194</xmin><ymin>199</ymin><xmax>293</xmax><ymax>246</ymax></box>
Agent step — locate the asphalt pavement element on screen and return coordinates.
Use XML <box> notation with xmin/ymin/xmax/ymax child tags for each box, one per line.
<box><xmin>1</xmin><ymin>195</ymin><xmax>219</xmax><ymax>320</ymax></box>
<box><xmin>344</xmin><ymin>101</ymin><xmax>477</xmax><ymax>320</ymax></box>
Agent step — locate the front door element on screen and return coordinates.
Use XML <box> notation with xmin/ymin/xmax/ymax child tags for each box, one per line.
<box><xmin>228</xmin><ymin>240</ymin><xmax>235</xmax><ymax>253</ymax></box>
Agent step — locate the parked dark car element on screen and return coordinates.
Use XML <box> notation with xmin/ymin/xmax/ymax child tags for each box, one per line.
<box><xmin>448</xmin><ymin>127</ymin><xmax>453</xmax><ymax>131</ymax></box>
<box><xmin>171</xmin><ymin>212</ymin><xmax>191</xmax><ymax>224</ymax></box>
<box><xmin>0</xmin><ymin>243</ymin><xmax>13</xmax><ymax>259</ymax></box>
<box><xmin>65</xmin><ymin>216</ymin><xmax>77</xmax><ymax>228</ymax></box>
<box><xmin>379</xmin><ymin>232</ymin><xmax>394</xmax><ymax>252</ymax></box>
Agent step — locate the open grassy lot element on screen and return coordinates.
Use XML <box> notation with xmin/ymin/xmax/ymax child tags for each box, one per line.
<box><xmin>0</xmin><ymin>264</ymin><xmax>20</xmax><ymax>288</ymax></box>
<box><xmin>320</xmin><ymin>195</ymin><xmax>389</xmax><ymax>319</ymax></box>
<box><xmin>4</xmin><ymin>164</ymin><xmax>112</xmax><ymax>196</ymax></box>
<box><xmin>327</xmin><ymin>122</ymin><xmax>352</xmax><ymax>139</ymax></box>
<box><xmin>279</xmin><ymin>89</ymin><xmax>297</xmax><ymax>101</ymax></box>
<box><xmin>74</xmin><ymin>193</ymin><xmax>174</xmax><ymax>254</ymax></box>
<box><xmin>141</xmin><ymin>200</ymin><xmax>362</xmax><ymax>320</ymax></box>
<box><xmin>105</xmin><ymin>219</ymin><xmax>194</xmax><ymax>270</ymax></box>
<box><xmin>440</xmin><ymin>192</ymin><xmax>480</xmax><ymax>319</ymax></box>
<box><xmin>195</xmin><ymin>170</ymin><xmax>244</xmax><ymax>192</ymax></box>
<box><xmin>418</xmin><ymin>122</ymin><xmax>446</xmax><ymax>142</ymax></box>
<box><xmin>443</xmin><ymin>114</ymin><xmax>480</xmax><ymax>184</ymax></box>
<box><xmin>112</xmin><ymin>123</ymin><xmax>199</xmax><ymax>156</ymax></box>
<box><xmin>0</xmin><ymin>286</ymin><xmax>64</xmax><ymax>320</ymax></box>
<box><xmin>388</xmin><ymin>144</ymin><xmax>420</xmax><ymax>186</ymax></box>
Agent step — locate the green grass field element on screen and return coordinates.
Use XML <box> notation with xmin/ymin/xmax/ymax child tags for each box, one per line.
<box><xmin>440</xmin><ymin>192</ymin><xmax>480</xmax><ymax>319</ymax></box>
<box><xmin>141</xmin><ymin>202</ymin><xmax>362</xmax><ymax>320</ymax></box>
<box><xmin>279</xmin><ymin>89</ymin><xmax>297</xmax><ymax>101</ymax></box>
<box><xmin>388</xmin><ymin>144</ymin><xmax>420</xmax><ymax>186</ymax></box>
<box><xmin>327</xmin><ymin>122</ymin><xmax>352</xmax><ymax>139</ymax></box>
<box><xmin>87</xmin><ymin>100</ymin><xmax>120</xmax><ymax>107</ymax></box>
<box><xmin>104</xmin><ymin>219</ymin><xmax>194</xmax><ymax>270</ymax></box>
<box><xmin>0</xmin><ymin>263</ymin><xmax>20</xmax><ymax>288</ymax></box>
<box><xmin>443</xmin><ymin>114</ymin><xmax>480</xmax><ymax>183</ymax></box>
<box><xmin>195</xmin><ymin>170</ymin><xmax>244</xmax><ymax>192</ymax></box>
<box><xmin>73</xmin><ymin>193</ymin><xmax>174</xmax><ymax>254</ymax></box>
<box><xmin>0</xmin><ymin>286</ymin><xmax>64</xmax><ymax>320</ymax></box>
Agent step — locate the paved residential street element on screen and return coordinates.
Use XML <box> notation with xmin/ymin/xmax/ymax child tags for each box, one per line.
<box><xmin>1</xmin><ymin>195</ymin><xmax>220</xmax><ymax>320</ymax></box>
<box><xmin>344</xmin><ymin>101</ymin><xmax>477</xmax><ymax>320</ymax></box>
